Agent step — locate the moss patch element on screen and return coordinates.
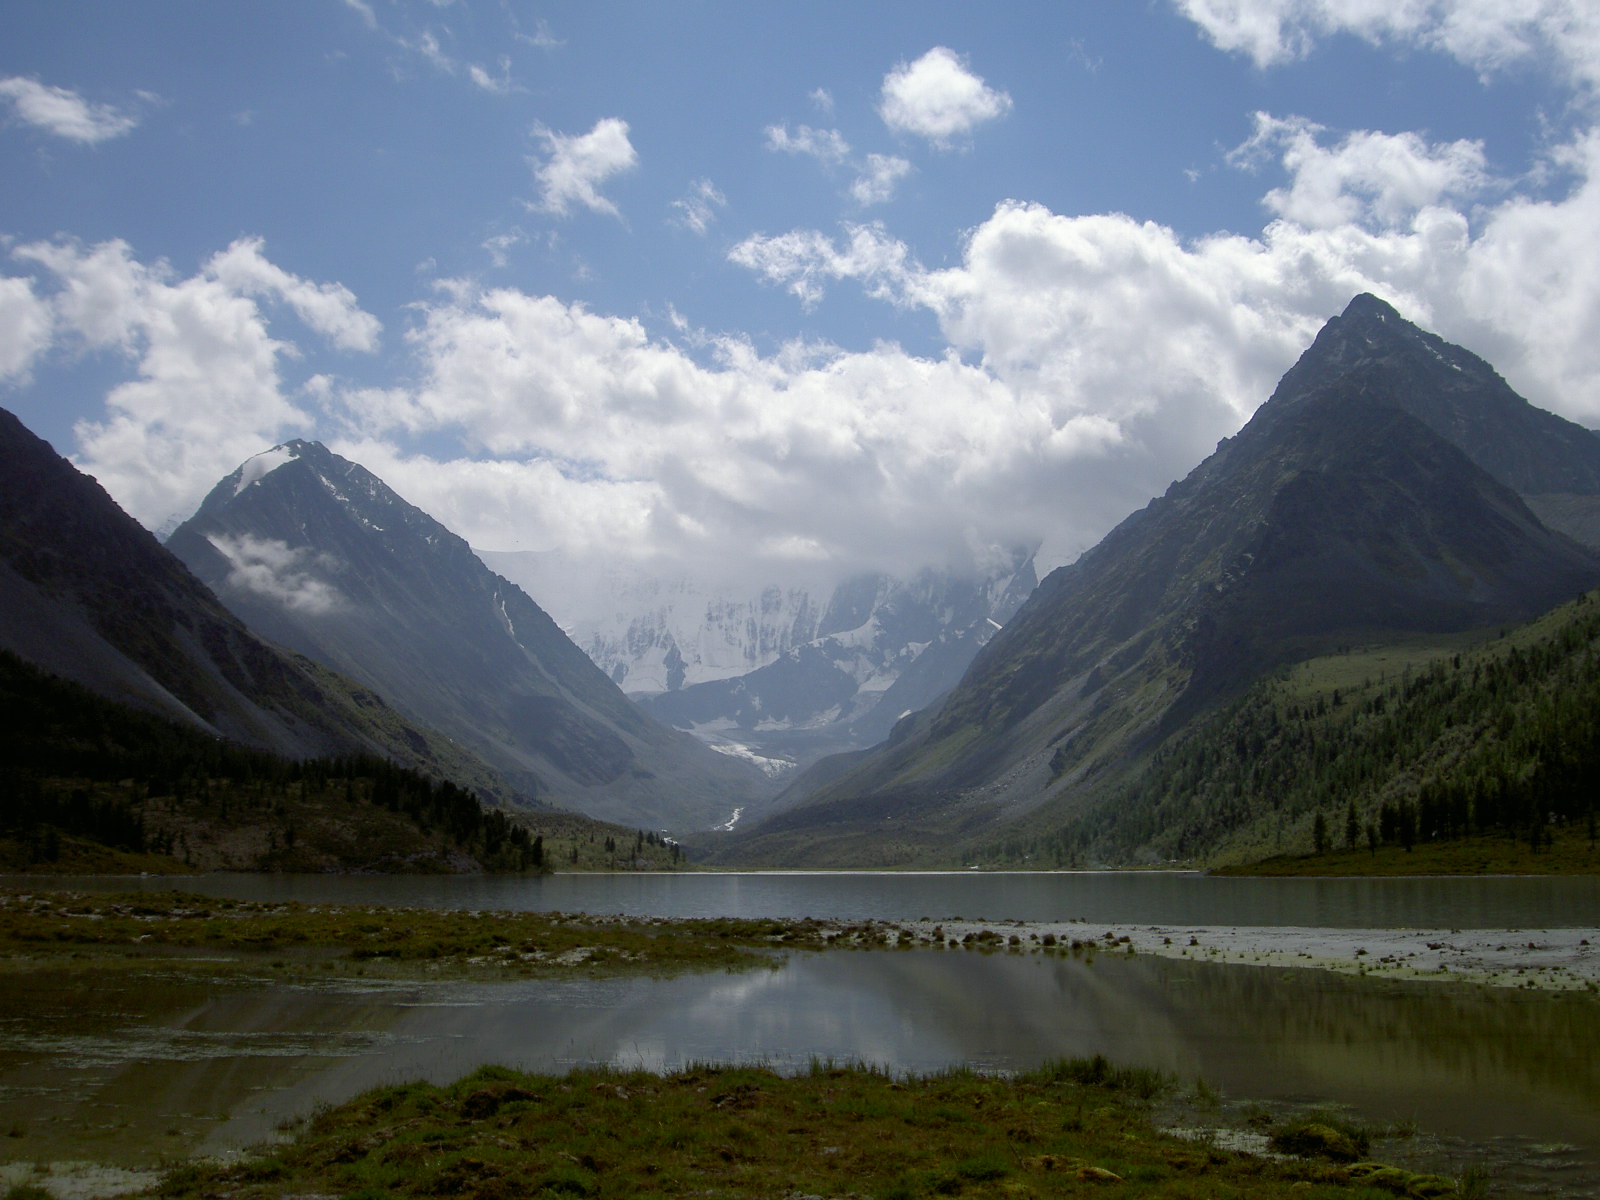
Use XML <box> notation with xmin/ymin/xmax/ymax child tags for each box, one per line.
<box><xmin>153</xmin><ymin>1060</ymin><xmax>1439</xmax><ymax>1200</ymax></box>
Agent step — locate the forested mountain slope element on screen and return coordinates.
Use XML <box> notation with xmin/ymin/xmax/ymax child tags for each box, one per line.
<box><xmin>1033</xmin><ymin>587</ymin><xmax>1600</xmax><ymax>867</ymax></box>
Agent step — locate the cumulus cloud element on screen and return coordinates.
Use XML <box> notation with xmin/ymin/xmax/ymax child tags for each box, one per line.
<box><xmin>0</xmin><ymin>275</ymin><xmax>52</xmax><ymax>381</ymax></box>
<box><xmin>1173</xmin><ymin>0</ymin><xmax>1600</xmax><ymax>94</ymax></box>
<box><xmin>878</xmin><ymin>47</ymin><xmax>1012</xmax><ymax>149</ymax></box>
<box><xmin>713</xmin><ymin>101</ymin><xmax>1600</xmax><ymax>571</ymax></box>
<box><xmin>210</xmin><ymin>534</ymin><xmax>347</xmax><ymax>615</ymax></box>
<box><xmin>326</xmin><ymin>82</ymin><xmax>1600</xmax><ymax>585</ymax></box>
<box><xmin>10</xmin><ymin>237</ymin><xmax>379</xmax><ymax>530</ymax></box>
<box><xmin>207</xmin><ymin>236</ymin><xmax>382</xmax><ymax>352</ymax></box>
<box><xmin>670</xmin><ymin>178</ymin><xmax>727</xmax><ymax>234</ymax></box>
<box><xmin>0</xmin><ymin>76</ymin><xmax>140</xmax><ymax>144</ymax></box>
<box><xmin>851</xmin><ymin>153</ymin><xmax>913</xmax><ymax>206</ymax></box>
<box><xmin>529</xmin><ymin>117</ymin><xmax>638</xmax><ymax>218</ymax></box>
<box><xmin>329</xmin><ymin>286</ymin><xmax>1046</xmax><ymax>581</ymax></box>
<box><xmin>1231</xmin><ymin>112</ymin><xmax>1491</xmax><ymax>228</ymax></box>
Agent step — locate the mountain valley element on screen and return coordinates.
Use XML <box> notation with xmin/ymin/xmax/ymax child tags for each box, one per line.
<box><xmin>6</xmin><ymin>295</ymin><xmax>1600</xmax><ymax>875</ymax></box>
<box><xmin>484</xmin><ymin>549</ymin><xmax>1039</xmax><ymax>774</ymax></box>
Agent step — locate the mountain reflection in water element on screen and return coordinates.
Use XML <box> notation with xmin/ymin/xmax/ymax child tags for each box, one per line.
<box><xmin>3</xmin><ymin>947</ymin><xmax>1595</xmax><ymax>1192</ymax></box>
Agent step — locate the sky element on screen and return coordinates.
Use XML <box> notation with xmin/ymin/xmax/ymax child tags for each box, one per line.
<box><xmin>4</xmin><ymin>2</ymin><xmax>1600</xmax><ymax>594</ymax></box>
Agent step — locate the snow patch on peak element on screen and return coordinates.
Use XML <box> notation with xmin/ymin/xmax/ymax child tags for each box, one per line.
<box><xmin>234</xmin><ymin>445</ymin><xmax>300</xmax><ymax>495</ymax></box>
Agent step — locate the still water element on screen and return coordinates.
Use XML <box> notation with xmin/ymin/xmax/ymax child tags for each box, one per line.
<box><xmin>35</xmin><ymin>868</ymin><xmax>1600</xmax><ymax>927</ymax></box>
<box><xmin>3</xmin><ymin>872</ymin><xmax>1599</xmax><ymax>1193</ymax></box>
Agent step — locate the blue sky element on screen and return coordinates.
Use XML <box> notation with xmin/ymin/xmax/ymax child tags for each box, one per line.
<box><xmin>4</xmin><ymin>1</ymin><xmax>1600</xmax><ymax>593</ymax></box>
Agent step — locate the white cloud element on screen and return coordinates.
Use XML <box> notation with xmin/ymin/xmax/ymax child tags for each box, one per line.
<box><xmin>727</xmin><ymin>224</ymin><xmax>921</xmax><ymax>310</ymax></box>
<box><xmin>1231</xmin><ymin>112</ymin><xmax>1491</xmax><ymax>228</ymax></box>
<box><xmin>1173</xmin><ymin>1</ymin><xmax>1600</xmax><ymax>94</ymax></box>
<box><xmin>851</xmin><ymin>153</ymin><xmax>913</xmax><ymax>206</ymax></box>
<box><xmin>878</xmin><ymin>47</ymin><xmax>1012</xmax><ymax>149</ymax></box>
<box><xmin>320</xmin><ymin>281</ymin><xmax>1054</xmax><ymax>582</ymax></box>
<box><xmin>714</xmin><ymin>99</ymin><xmax>1600</xmax><ymax>573</ymax></box>
<box><xmin>670</xmin><ymin>178</ymin><xmax>727</xmax><ymax>235</ymax></box>
<box><xmin>468</xmin><ymin>56</ymin><xmax>515</xmax><ymax>95</ymax></box>
<box><xmin>207</xmin><ymin>236</ymin><xmax>382</xmax><ymax>352</ymax></box>
<box><xmin>210</xmin><ymin>533</ymin><xmax>347</xmax><ymax>615</ymax></box>
<box><xmin>529</xmin><ymin>117</ymin><xmax>638</xmax><ymax>219</ymax></box>
<box><xmin>809</xmin><ymin>87</ymin><xmax>835</xmax><ymax>113</ymax></box>
<box><xmin>11</xmin><ymin>237</ymin><xmax>378</xmax><ymax>530</ymax></box>
<box><xmin>764</xmin><ymin>123</ymin><xmax>851</xmax><ymax>164</ymax></box>
<box><xmin>0</xmin><ymin>76</ymin><xmax>140</xmax><ymax>144</ymax></box>
<box><xmin>0</xmin><ymin>275</ymin><xmax>52</xmax><ymax>381</ymax></box>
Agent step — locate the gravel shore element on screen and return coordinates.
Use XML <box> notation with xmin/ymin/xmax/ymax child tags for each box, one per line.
<box><xmin>908</xmin><ymin>919</ymin><xmax>1600</xmax><ymax>990</ymax></box>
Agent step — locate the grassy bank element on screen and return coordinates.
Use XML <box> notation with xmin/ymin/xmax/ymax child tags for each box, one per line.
<box><xmin>146</xmin><ymin>1059</ymin><xmax>1463</xmax><ymax>1200</ymax></box>
<box><xmin>0</xmin><ymin>888</ymin><xmax>917</xmax><ymax>978</ymax></box>
<box><xmin>1216</xmin><ymin>830</ymin><xmax>1600</xmax><ymax>876</ymax></box>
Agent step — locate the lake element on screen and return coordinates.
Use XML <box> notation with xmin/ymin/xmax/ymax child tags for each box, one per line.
<box><xmin>30</xmin><ymin>867</ymin><xmax>1600</xmax><ymax>927</ymax></box>
<box><xmin>3</xmin><ymin>871</ymin><xmax>1598</xmax><ymax>1195</ymax></box>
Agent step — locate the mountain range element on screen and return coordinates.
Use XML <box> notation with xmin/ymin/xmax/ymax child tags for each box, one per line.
<box><xmin>484</xmin><ymin>550</ymin><xmax>1038</xmax><ymax>774</ymax></box>
<box><xmin>164</xmin><ymin>441</ymin><xmax>770</xmax><ymax>830</ymax></box>
<box><xmin>8</xmin><ymin>293</ymin><xmax>1599</xmax><ymax>870</ymax></box>
<box><xmin>715</xmin><ymin>295</ymin><xmax>1600</xmax><ymax>866</ymax></box>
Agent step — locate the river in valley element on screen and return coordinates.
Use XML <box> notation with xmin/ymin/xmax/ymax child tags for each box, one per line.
<box><xmin>2</xmin><ymin>871</ymin><xmax>1598</xmax><ymax>1196</ymax></box>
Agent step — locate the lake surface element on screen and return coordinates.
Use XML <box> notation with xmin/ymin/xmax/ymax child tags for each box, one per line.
<box><xmin>4</xmin><ymin>871</ymin><xmax>1599</xmax><ymax>1194</ymax></box>
<box><xmin>26</xmin><ymin>868</ymin><xmax>1600</xmax><ymax>928</ymax></box>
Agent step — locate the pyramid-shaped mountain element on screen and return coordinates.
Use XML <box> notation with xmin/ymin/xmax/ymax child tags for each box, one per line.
<box><xmin>729</xmin><ymin>296</ymin><xmax>1600</xmax><ymax>864</ymax></box>
<box><xmin>0</xmin><ymin>407</ymin><xmax>479</xmax><ymax>779</ymax></box>
<box><xmin>165</xmin><ymin>441</ymin><xmax>768</xmax><ymax>830</ymax></box>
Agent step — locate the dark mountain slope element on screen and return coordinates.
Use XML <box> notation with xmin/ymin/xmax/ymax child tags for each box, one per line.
<box><xmin>0</xmin><ymin>407</ymin><xmax>488</xmax><ymax>789</ymax></box>
<box><xmin>718</xmin><ymin>296</ymin><xmax>1600</xmax><ymax>866</ymax></box>
<box><xmin>1273</xmin><ymin>294</ymin><xmax>1600</xmax><ymax>498</ymax></box>
<box><xmin>166</xmin><ymin>442</ymin><xmax>768</xmax><ymax>830</ymax></box>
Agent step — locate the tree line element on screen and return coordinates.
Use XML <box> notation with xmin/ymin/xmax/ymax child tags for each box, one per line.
<box><xmin>0</xmin><ymin>649</ymin><xmax>541</xmax><ymax>871</ymax></box>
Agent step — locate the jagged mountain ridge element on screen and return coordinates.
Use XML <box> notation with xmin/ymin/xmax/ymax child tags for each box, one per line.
<box><xmin>0</xmin><ymin>407</ymin><xmax>493</xmax><ymax>788</ymax></box>
<box><xmin>165</xmin><ymin>441</ymin><xmax>770</xmax><ymax>830</ymax></box>
<box><xmin>717</xmin><ymin>295</ymin><xmax>1600</xmax><ymax>866</ymax></box>
<box><xmin>482</xmin><ymin>549</ymin><xmax>1038</xmax><ymax>771</ymax></box>
<box><xmin>638</xmin><ymin>555</ymin><xmax>1037</xmax><ymax>752</ymax></box>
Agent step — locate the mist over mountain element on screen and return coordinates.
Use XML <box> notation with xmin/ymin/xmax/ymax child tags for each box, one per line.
<box><xmin>718</xmin><ymin>296</ymin><xmax>1600</xmax><ymax>866</ymax></box>
<box><xmin>483</xmin><ymin>549</ymin><xmax>1038</xmax><ymax>773</ymax></box>
<box><xmin>165</xmin><ymin>441</ymin><xmax>771</xmax><ymax>831</ymax></box>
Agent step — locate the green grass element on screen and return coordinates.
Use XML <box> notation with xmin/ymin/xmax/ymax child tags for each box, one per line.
<box><xmin>1215</xmin><ymin>829</ymin><xmax>1600</xmax><ymax>876</ymax></box>
<box><xmin>150</xmin><ymin>1059</ymin><xmax>1457</xmax><ymax>1199</ymax></box>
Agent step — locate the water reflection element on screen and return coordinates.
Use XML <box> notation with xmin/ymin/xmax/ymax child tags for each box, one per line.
<box><xmin>5</xmin><ymin>946</ymin><xmax>1594</xmax><ymax>1187</ymax></box>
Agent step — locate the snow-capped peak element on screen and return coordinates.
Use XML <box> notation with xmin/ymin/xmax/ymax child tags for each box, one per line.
<box><xmin>233</xmin><ymin>443</ymin><xmax>301</xmax><ymax>496</ymax></box>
